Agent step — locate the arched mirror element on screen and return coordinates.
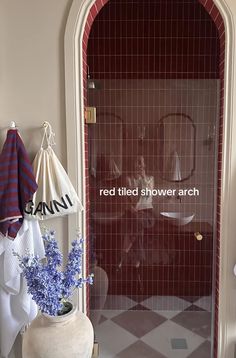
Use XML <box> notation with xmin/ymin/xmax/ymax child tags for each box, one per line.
<box><xmin>159</xmin><ymin>113</ymin><xmax>196</xmax><ymax>182</ymax></box>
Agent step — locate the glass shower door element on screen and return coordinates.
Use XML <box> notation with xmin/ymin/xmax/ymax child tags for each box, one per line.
<box><xmin>87</xmin><ymin>1</ymin><xmax>220</xmax><ymax>357</ymax></box>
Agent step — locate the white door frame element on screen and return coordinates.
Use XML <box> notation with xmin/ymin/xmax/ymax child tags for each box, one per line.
<box><xmin>64</xmin><ymin>0</ymin><xmax>235</xmax><ymax>356</ymax></box>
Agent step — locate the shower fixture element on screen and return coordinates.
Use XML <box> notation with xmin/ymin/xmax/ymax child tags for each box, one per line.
<box><xmin>87</xmin><ymin>66</ymin><xmax>101</xmax><ymax>90</ymax></box>
<box><xmin>87</xmin><ymin>74</ymin><xmax>96</xmax><ymax>89</ymax></box>
<box><xmin>87</xmin><ymin>68</ymin><xmax>96</xmax><ymax>89</ymax></box>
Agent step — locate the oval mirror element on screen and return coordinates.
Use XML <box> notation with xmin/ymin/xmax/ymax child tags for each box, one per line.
<box><xmin>159</xmin><ymin>113</ymin><xmax>196</xmax><ymax>182</ymax></box>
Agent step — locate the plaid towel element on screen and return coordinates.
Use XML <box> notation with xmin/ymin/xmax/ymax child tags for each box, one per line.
<box><xmin>0</xmin><ymin>130</ymin><xmax>38</xmax><ymax>239</ymax></box>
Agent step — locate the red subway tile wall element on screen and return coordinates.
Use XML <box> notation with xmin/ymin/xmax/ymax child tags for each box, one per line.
<box><xmin>87</xmin><ymin>1</ymin><xmax>220</xmax><ymax>79</ymax></box>
<box><xmin>83</xmin><ymin>0</ymin><xmax>225</xmax><ymax>356</ymax></box>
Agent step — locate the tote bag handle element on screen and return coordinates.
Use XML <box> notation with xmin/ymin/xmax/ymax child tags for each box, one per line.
<box><xmin>41</xmin><ymin>121</ymin><xmax>56</xmax><ymax>148</ymax></box>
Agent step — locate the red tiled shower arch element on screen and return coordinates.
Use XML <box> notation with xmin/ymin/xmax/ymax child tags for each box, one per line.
<box><xmin>82</xmin><ymin>1</ymin><xmax>225</xmax><ymax>357</ymax></box>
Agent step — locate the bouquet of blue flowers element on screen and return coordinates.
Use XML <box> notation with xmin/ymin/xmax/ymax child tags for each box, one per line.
<box><xmin>14</xmin><ymin>229</ymin><xmax>93</xmax><ymax>316</ymax></box>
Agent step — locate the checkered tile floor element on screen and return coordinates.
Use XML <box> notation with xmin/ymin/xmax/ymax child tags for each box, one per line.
<box><xmin>91</xmin><ymin>295</ymin><xmax>212</xmax><ymax>358</ymax></box>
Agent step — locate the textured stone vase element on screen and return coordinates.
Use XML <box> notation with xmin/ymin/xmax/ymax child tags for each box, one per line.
<box><xmin>22</xmin><ymin>305</ymin><xmax>94</xmax><ymax>358</ymax></box>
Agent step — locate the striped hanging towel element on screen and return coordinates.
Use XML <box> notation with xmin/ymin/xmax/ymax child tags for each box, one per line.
<box><xmin>0</xmin><ymin>129</ymin><xmax>38</xmax><ymax>239</ymax></box>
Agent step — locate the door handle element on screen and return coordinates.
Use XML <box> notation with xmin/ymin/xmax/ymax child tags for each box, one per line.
<box><xmin>194</xmin><ymin>232</ymin><xmax>203</xmax><ymax>241</ymax></box>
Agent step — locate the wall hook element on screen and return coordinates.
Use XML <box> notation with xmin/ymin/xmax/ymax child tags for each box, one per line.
<box><xmin>43</xmin><ymin>121</ymin><xmax>50</xmax><ymax>128</ymax></box>
<box><xmin>10</xmin><ymin>121</ymin><xmax>17</xmax><ymax>129</ymax></box>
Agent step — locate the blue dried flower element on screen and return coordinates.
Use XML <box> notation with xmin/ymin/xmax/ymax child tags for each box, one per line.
<box><xmin>14</xmin><ymin>229</ymin><xmax>93</xmax><ymax>316</ymax></box>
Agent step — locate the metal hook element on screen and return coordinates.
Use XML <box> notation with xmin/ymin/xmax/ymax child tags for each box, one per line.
<box><xmin>10</xmin><ymin>121</ymin><xmax>17</xmax><ymax>129</ymax></box>
<box><xmin>43</xmin><ymin>121</ymin><xmax>49</xmax><ymax>128</ymax></box>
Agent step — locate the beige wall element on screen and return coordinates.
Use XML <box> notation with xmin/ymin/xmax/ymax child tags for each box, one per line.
<box><xmin>1</xmin><ymin>0</ymin><xmax>236</xmax><ymax>357</ymax></box>
<box><xmin>0</xmin><ymin>0</ymin><xmax>73</xmax><ymax>259</ymax></box>
<box><xmin>0</xmin><ymin>1</ymin><xmax>73</xmax><ymax>356</ymax></box>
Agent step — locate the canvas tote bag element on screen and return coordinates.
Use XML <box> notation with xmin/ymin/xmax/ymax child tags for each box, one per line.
<box><xmin>25</xmin><ymin>122</ymin><xmax>83</xmax><ymax>220</ymax></box>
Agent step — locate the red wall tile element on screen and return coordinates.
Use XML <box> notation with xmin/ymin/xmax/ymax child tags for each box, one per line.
<box><xmin>83</xmin><ymin>1</ymin><xmax>225</xmax><ymax>357</ymax></box>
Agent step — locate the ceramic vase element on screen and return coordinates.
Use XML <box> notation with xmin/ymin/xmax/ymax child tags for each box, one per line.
<box><xmin>22</xmin><ymin>305</ymin><xmax>94</xmax><ymax>358</ymax></box>
<box><xmin>90</xmin><ymin>264</ymin><xmax>109</xmax><ymax>327</ymax></box>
